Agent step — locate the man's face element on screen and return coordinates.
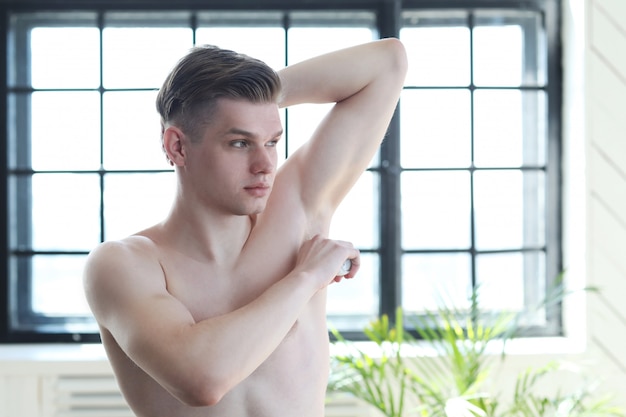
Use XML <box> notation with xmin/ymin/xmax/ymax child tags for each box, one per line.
<box><xmin>182</xmin><ymin>98</ymin><xmax>283</xmax><ymax>216</ymax></box>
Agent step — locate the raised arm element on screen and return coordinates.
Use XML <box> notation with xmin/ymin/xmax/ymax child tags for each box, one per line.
<box><xmin>277</xmin><ymin>38</ymin><xmax>407</xmax><ymax>222</ymax></box>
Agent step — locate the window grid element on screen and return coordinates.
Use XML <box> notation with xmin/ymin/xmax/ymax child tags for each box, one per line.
<box><xmin>398</xmin><ymin>7</ymin><xmax>558</xmax><ymax>335</ymax></box>
<box><xmin>0</xmin><ymin>1</ymin><xmax>561</xmax><ymax>343</ymax></box>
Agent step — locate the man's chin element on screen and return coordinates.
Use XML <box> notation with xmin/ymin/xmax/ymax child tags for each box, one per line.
<box><xmin>238</xmin><ymin>203</ymin><xmax>267</xmax><ymax>217</ymax></box>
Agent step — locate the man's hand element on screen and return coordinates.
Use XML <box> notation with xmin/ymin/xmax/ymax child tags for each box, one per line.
<box><xmin>294</xmin><ymin>235</ymin><xmax>360</xmax><ymax>289</ymax></box>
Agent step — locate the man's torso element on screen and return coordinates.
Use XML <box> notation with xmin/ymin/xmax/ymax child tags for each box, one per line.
<box><xmin>101</xmin><ymin>205</ymin><xmax>331</xmax><ymax>417</ymax></box>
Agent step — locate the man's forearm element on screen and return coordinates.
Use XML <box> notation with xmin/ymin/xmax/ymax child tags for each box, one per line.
<box><xmin>277</xmin><ymin>38</ymin><xmax>406</xmax><ymax>108</ymax></box>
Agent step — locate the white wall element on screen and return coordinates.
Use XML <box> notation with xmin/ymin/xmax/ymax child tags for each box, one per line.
<box><xmin>583</xmin><ymin>0</ymin><xmax>626</xmax><ymax>404</ymax></box>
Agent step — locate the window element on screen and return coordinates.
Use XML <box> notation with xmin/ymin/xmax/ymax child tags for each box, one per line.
<box><xmin>398</xmin><ymin>8</ymin><xmax>560</xmax><ymax>336</ymax></box>
<box><xmin>1</xmin><ymin>0</ymin><xmax>561</xmax><ymax>342</ymax></box>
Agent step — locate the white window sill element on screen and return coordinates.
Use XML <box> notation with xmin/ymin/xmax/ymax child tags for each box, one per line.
<box><xmin>331</xmin><ymin>336</ymin><xmax>586</xmax><ymax>359</ymax></box>
<box><xmin>0</xmin><ymin>335</ymin><xmax>584</xmax><ymax>372</ymax></box>
<box><xmin>0</xmin><ymin>344</ymin><xmax>111</xmax><ymax>375</ymax></box>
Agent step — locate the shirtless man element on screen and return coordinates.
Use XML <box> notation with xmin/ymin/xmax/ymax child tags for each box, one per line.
<box><xmin>83</xmin><ymin>38</ymin><xmax>407</xmax><ymax>417</ymax></box>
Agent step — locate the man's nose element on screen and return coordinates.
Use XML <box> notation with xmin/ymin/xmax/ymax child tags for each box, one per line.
<box><xmin>250</xmin><ymin>148</ymin><xmax>275</xmax><ymax>174</ymax></box>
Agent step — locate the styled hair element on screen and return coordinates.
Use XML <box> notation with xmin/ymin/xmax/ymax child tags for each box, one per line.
<box><xmin>156</xmin><ymin>45</ymin><xmax>282</xmax><ymax>141</ymax></box>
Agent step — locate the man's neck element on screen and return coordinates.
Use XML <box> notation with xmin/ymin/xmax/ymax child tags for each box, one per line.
<box><xmin>159</xmin><ymin>202</ymin><xmax>254</xmax><ymax>265</ymax></box>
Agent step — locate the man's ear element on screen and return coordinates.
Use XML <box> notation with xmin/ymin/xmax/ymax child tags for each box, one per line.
<box><xmin>162</xmin><ymin>126</ymin><xmax>187</xmax><ymax>167</ymax></box>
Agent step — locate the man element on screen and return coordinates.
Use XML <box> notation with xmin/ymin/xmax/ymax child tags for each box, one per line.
<box><xmin>83</xmin><ymin>38</ymin><xmax>407</xmax><ymax>417</ymax></box>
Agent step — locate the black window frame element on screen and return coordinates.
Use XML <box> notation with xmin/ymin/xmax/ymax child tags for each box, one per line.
<box><xmin>0</xmin><ymin>0</ymin><xmax>562</xmax><ymax>343</ymax></box>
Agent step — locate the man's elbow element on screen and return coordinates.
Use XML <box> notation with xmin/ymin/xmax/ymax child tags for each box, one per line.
<box><xmin>170</xmin><ymin>372</ymin><xmax>233</xmax><ymax>407</ymax></box>
<box><xmin>382</xmin><ymin>37</ymin><xmax>408</xmax><ymax>78</ymax></box>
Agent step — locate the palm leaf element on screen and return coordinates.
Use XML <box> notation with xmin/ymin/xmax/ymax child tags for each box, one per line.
<box><xmin>329</xmin><ymin>277</ymin><xmax>624</xmax><ymax>417</ymax></box>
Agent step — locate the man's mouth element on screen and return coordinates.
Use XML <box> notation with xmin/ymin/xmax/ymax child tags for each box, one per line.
<box><xmin>244</xmin><ymin>183</ymin><xmax>271</xmax><ymax>196</ymax></box>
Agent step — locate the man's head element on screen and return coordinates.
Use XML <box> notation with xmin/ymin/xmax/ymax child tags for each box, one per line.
<box><xmin>156</xmin><ymin>45</ymin><xmax>282</xmax><ymax>142</ymax></box>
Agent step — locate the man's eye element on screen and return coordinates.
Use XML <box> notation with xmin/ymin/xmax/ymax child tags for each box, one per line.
<box><xmin>266</xmin><ymin>140</ymin><xmax>278</xmax><ymax>148</ymax></box>
<box><xmin>231</xmin><ymin>140</ymin><xmax>248</xmax><ymax>148</ymax></box>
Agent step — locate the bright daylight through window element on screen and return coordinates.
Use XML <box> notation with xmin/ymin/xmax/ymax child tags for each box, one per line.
<box><xmin>1</xmin><ymin>2</ymin><xmax>561</xmax><ymax>343</ymax></box>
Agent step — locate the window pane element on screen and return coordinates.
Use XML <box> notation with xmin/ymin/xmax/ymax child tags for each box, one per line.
<box><xmin>474</xmin><ymin>170</ymin><xmax>546</xmax><ymax>250</ymax></box>
<box><xmin>31</xmin><ymin>254</ymin><xmax>91</xmax><ymax>316</ymax></box>
<box><xmin>402</xmin><ymin>171</ymin><xmax>471</xmax><ymax>249</ymax></box>
<box><xmin>103</xmin><ymin>91</ymin><xmax>166</xmax><ymax>170</ymax></box>
<box><xmin>32</xmin><ymin>91</ymin><xmax>101</xmax><ymax>171</ymax></box>
<box><xmin>330</xmin><ymin>171</ymin><xmax>378</xmax><ymax>248</ymax></box>
<box><xmin>327</xmin><ymin>253</ymin><xmax>379</xmax><ymax>331</ymax></box>
<box><xmin>285</xmin><ymin>103</ymin><xmax>333</xmax><ymax>156</ymax></box>
<box><xmin>102</xmin><ymin>27</ymin><xmax>192</xmax><ymax>89</ymax></box>
<box><xmin>31</xmin><ymin>27</ymin><xmax>100</xmax><ymax>89</ymax></box>
<box><xmin>474</xmin><ymin>90</ymin><xmax>546</xmax><ymax>167</ymax></box>
<box><xmin>32</xmin><ymin>174</ymin><xmax>101</xmax><ymax>251</ymax></box>
<box><xmin>104</xmin><ymin>173</ymin><xmax>175</xmax><ymax>240</ymax></box>
<box><xmin>400</xmin><ymin>24</ymin><xmax>470</xmax><ymax>86</ymax></box>
<box><xmin>475</xmin><ymin>251</ymin><xmax>546</xmax><ymax>319</ymax></box>
<box><xmin>473</xmin><ymin>25</ymin><xmax>523</xmax><ymax>87</ymax></box>
<box><xmin>474</xmin><ymin>10</ymin><xmax>545</xmax><ymax>86</ymax></box>
<box><xmin>402</xmin><ymin>253</ymin><xmax>472</xmax><ymax>314</ymax></box>
<box><xmin>400</xmin><ymin>89</ymin><xmax>471</xmax><ymax>168</ymax></box>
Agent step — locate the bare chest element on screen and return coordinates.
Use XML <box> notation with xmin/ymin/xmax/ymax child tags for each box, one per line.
<box><xmin>145</xmin><ymin>241</ymin><xmax>330</xmax><ymax>416</ymax></box>
<box><xmin>158</xmin><ymin>250</ymin><xmax>289</xmax><ymax>322</ymax></box>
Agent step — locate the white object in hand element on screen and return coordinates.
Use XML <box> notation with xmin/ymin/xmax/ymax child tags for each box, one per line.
<box><xmin>337</xmin><ymin>259</ymin><xmax>352</xmax><ymax>276</ymax></box>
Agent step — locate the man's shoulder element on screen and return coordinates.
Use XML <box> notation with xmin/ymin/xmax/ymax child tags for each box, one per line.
<box><xmin>83</xmin><ymin>234</ymin><xmax>169</xmax><ymax>315</ymax></box>
<box><xmin>90</xmin><ymin>234</ymin><xmax>158</xmax><ymax>259</ymax></box>
<box><xmin>85</xmin><ymin>233</ymin><xmax>163</xmax><ymax>282</ymax></box>
<box><xmin>83</xmin><ymin>234</ymin><xmax>169</xmax><ymax>332</ymax></box>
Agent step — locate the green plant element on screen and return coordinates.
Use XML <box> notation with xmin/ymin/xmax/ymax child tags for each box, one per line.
<box><xmin>328</xmin><ymin>284</ymin><xmax>624</xmax><ymax>417</ymax></box>
<box><xmin>330</xmin><ymin>309</ymin><xmax>410</xmax><ymax>417</ymax></box>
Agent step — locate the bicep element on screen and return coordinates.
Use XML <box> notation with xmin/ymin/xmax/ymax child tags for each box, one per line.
<box><xmin>288</xmin><ymin>82</ymin><xmax>399</xmax><ymax>215</ymax></box>
<box><xmin>279</xmin><ymin>39</ymin><xmax>407</xmax><ymax>216</ymax></box>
